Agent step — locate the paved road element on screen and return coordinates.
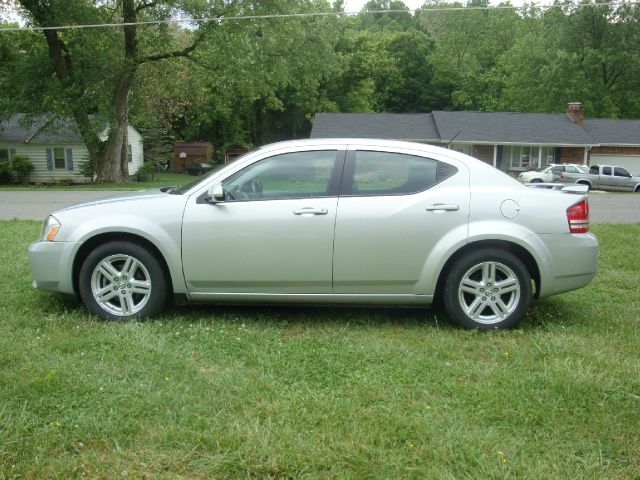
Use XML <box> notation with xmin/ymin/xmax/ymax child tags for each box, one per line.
<box><xmin>0</xmin><ymin>191</ymin><xmax>122</xmax><ymax>220</ymax></box>
<box><xmin>0</xmin><ymin>190</ymin><xmax>639</xmax><ymax>223</ymax></box>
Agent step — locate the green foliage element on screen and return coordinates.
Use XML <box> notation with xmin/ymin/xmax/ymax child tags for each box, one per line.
<box><xmin>0</xmin><ymin>160</ymin><xmax>11</xmax><ymax>183</ymax></box>
<box><xmin>10</xmin><ymin>154</ymin><xmax>33</xmax><ymax>183</ymax></box>
<box><xmin>2</xmin><ymin>0</ymin><xmax>640</xmax><ymax>153</ymax></box>
<box><xmin>0</xmin><ymin>155</ymin><xmax>33</xmax><ymax>184</ymax></box>
<box><xmin>135</xmin><ymin>161</ymin><xmax>154</xmax><ymax>182</ymax></box>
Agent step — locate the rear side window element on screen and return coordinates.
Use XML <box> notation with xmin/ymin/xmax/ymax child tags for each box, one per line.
<box><xmin>602</xmin><ymin>166</ymin><xmax>612</xmax><ymax>175</ymax></box>
<box><xmin>348</xmin><ymin>151</ymin><xmax>457</xmax><ymax>196</ymax></box>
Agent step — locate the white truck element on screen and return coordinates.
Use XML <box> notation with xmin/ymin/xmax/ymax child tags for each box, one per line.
<box><xmin>554</xmin><ymin>164</ymin><xmax>640</xmax><ymax>192</ymax></box>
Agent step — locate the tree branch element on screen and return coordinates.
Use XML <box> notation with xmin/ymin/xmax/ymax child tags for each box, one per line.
<box><xmin>138</xmin><ymin>27</ymin><xmax>209</xmax><ymax>64</ymax></box>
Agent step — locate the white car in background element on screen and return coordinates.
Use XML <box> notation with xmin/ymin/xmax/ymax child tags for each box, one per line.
<box><xmin>29</xmin><ymin>139</ymin><xmax>599</xmax><ymax>330</ymax></box>
<box><xmin>518</xmin><ymin>164</ymin><xmax>588</xmax><ymax>183</ymax></box>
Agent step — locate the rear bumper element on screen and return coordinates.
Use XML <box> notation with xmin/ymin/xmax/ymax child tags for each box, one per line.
<box><xmin>28</xmin><ymin>240</ymin><xmax>78</xmax><ymax>295</ymax></box>
<box><xmin>534</xmin><ymin>232</ymin><xmax>599</xmax><ymax>298</ymax></box>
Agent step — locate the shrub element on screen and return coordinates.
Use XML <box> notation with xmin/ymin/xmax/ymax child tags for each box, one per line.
<box><xmin>135</xmin><ymin>162</ymin><xmax>153</xmax><ymax>182</ymax></box>
<box><xmin>11</xmin><ymin>155</ymin><xmax>34</xmax><ymax>183</ymax></box>
<box><xmin>0</xmin><ymin>160</ymin><xmax>12</xmax><ymax>183</ymax></box>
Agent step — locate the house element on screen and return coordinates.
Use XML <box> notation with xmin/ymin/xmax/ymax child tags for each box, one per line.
<box><xmin>310</xmin><ymin>103</ymin><xmax>640</xmax><ymax>176</ymax></box>
<box><xmin>172</xmin><ymin>142</ymin><xmax>214</xmax><ymax>173</ymax></box>
<box><xmin>0</xmin><ymin>113</ymin><xmax>144</xmax><ymax>183</ymax></box>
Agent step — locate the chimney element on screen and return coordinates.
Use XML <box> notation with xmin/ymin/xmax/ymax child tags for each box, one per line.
<box><xmin>567</xmin><ymin>102</ymin><xmax>585</xmax><ymax>127</ymax></box>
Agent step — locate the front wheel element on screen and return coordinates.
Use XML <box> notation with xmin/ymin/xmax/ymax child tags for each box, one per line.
<box><xmin>443</xmin><ymin>249</ymin><xmax>532</xmax><ymax>329</ymax></box>
<box><xmin>78</xmin><ymin>241</ymin><xmax>167</xmax><ymax>321</ymax></box>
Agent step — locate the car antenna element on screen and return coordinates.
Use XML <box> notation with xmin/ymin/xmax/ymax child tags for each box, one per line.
<box><xmin>447</xmin><ymin>130</ymin><xmax>462</xmax><ymax>149</ymax></box>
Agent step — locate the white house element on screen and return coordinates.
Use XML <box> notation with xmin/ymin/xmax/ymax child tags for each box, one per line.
<box><xmin>0</xmin><ymin>113</ymin><xmax>144</xmax><ymax>183</ymax></box>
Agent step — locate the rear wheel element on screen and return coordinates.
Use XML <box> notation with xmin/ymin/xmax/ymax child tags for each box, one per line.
<box><xmin>443</xmin><ymin>249</ymin><xmax>531</xmax><ymax>329</ymax></box>
<box><xmin>79</xmin><ymin>241</ymin><xmax>167</xmax><ymax>321</ymax></box>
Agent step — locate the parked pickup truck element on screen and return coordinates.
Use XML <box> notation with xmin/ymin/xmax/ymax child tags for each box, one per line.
<box><xmin>554</xmin><ymin>164</ymin><xmax>640</xmax><ymax>192</ymax></box>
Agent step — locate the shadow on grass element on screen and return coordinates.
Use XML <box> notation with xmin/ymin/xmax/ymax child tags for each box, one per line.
<box><xmin>38</xmin><ymin>289</ymin><xmax>585</xmax><ymax>332</ymax></box>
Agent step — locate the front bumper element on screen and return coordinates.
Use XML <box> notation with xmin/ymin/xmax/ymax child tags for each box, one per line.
<box><xmin>28</xmin><ymin>240</ymin><xmax>78</xmax><ymax>295</ymax></box>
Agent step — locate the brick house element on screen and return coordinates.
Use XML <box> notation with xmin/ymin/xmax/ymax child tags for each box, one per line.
<box><xmin>310</xmin><ymin>103</ymin><xmax>640</xmax><ymax>176</ymax></box>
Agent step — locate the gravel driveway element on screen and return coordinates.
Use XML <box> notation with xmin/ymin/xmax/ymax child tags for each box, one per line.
<box><xmin>0</xmin><ymin>190</ymin><xmax>639</xmax><ymax>223</ymax></box>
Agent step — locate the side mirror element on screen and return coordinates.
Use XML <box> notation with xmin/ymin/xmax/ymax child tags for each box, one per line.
<box><xmin>207</xmin><ymin>184</ymin><xmax>225</xmax><ymax>203</ymax></box>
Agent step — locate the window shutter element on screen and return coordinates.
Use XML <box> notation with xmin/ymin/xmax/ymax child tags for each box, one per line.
<box><xmin>46</xmin><ymin>148</ymin><xmax>54</xmax><ymax>170</ymax></box>
<box><xmin>66</xmin><ymin>148</ymin><xmax>73</xmax><ymax>170</ymax></box>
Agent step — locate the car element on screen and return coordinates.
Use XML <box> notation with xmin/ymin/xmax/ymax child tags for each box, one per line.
<box><xmin>28</xmin><ymin>139</ymin><xmax>599</xmax><ymax>329</ymax></box>
<box><xmin>518</xmin><ymin>164</ymin><xmax>588</xmax><ymax>183</ymax></box>
<box><xmin>185</xmin><ymin>162</ymin><xmax>215</xmax><ymax>176</ymax></box>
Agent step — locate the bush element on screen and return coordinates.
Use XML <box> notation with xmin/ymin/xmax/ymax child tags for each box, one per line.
<box><xmin>0</xmin><ymin>160</ymin><xmax>12</xmax><ymax>183</ymax></box>
<box><xmin>135</xmin><ymin>162</ymin><xmax>153</xmax><ymax>182</ymax></box>
<box><xmin>11</xmin><ymin>155</ymin><xmax>34</xmax><ymax>183</ymax></box>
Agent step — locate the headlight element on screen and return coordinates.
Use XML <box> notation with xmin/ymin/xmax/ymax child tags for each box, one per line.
<box><xmin>41</xmin><ymin>215</ymin><xmax>61</xmax><ymax>241</ymax></box>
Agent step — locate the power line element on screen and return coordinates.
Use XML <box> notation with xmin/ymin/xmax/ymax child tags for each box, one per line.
<box><xmin>0</xmin><ymin>1</ymin><xmax>638</xmax><ymax>32</ymax></box>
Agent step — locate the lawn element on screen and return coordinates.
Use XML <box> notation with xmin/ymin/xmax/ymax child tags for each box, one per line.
<box><xmin>0</xmin><ymin>222</ymin><xmax>638</xmax><ymax>478</ymax></box>
<box><xmin>0</xmin><ymin>172</ymin><xmax>193</xmax><ymax>191</ymax></box>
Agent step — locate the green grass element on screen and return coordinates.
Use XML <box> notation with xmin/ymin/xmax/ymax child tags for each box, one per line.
<box><xmin>0</xmin><ymin>172</ymin><xmax>193</xmax><ymax>191</ymax></box>
<box><xmin>1</xmin><ymin>222</ymin><xmax>639</xmax><ymax>478</ymax></box>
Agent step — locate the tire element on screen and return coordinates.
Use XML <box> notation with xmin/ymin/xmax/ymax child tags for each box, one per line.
<box><xmin>530</xmin><ymin>178</ymin><xmax>543</xmax><ymax>183</ymax></box>
<box><xmin>78</xmin><ymin>241</ymin><xmax>167</xmax><ymax>321</ymax></box>
<box><xmin>443</xmin><ymin>249</ymin><xmax>532</xmax><ymax>329</ymax></box>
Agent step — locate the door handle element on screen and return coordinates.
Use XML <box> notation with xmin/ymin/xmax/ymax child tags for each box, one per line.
<box><xmin>426</xmin><ymin>204</ymin><xmax>460</xmax><ymax>212</ymax></box>
<box><xmin>293</xmin><ymin>207</ymin><xmax>328</xmax><ymax>216</ymax></box>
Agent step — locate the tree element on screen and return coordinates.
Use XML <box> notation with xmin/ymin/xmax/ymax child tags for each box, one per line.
<box><xmin>4</xmin><ymin>0</ymin><xmax>227</xmax><ymax>182</ymax></box>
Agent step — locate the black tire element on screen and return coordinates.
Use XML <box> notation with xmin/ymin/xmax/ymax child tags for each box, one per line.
<box><xmin>443</xmin><ymin>249</ymin><xmax>532</xmax><ymax>329</ymax></box>
<box><xmin>78</xmin><ymin>241</ymin><xmax>167</xmax><ymax>321</ymax></box>
<box><xmin>530</xmin><ymin>178</ymin><xmax>543</xmax><ymax>183</ymax></box>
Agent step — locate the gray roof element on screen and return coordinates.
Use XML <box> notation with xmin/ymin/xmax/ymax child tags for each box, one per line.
<box><xmin>310</xmin><ymin>111</ymin><xmax>639</xmax><ymax>147</ymax></box>
<box><xmin>0</xmin><ymin>113</ymin><xmax>94</xmax><ymax>144</ymax></box>
<box><xmin>431</xmin><ymin>111</ymin><xmax>595</xmax><ymax>146</ymax></box>
<box><xmin>310</xmin><ymin>113</ymin><xmax>440</xmax><ymax>142</ymax></box>
<box><xmin>583</xmin><ymin>118</ymin><xmax>640</xmax><ymax>146</ymax></box>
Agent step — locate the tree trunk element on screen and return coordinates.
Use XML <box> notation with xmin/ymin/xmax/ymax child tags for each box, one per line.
<box><xmin>97</xmin><ymin>70</ymin><xmax>135</xmax><ymax>183</ymax></box>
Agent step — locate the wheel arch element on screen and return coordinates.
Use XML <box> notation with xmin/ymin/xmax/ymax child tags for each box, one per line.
<box><xmin>434</xmin><ymin>239</ymin><xmax>541</xmax><ymax>302</ymax></box>
<box><xmin>72</xmin><ymin>232</ymin><xmax>174</xmax><ymax>298</ymax></box>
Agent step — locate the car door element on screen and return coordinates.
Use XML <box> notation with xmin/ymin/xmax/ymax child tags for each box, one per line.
<box><xmin>613</xmin><ymin>166</ymin><xmax>633</xmax><ymax>191</ymax></box>
<box><xmin>181</xmin><ymin>148</ymin><xmax>344</xmax><ymax>295</ymax></box>
<box><xmin>332</xmin><ymin>147</ymin><xmax>469</xmax><ymax>295</ymax></box>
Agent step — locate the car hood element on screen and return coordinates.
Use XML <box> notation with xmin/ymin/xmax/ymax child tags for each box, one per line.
<box><xmin>53</xmin><ymin>189</ymin><xmax>169</xmax><ymax>215</ymax></box>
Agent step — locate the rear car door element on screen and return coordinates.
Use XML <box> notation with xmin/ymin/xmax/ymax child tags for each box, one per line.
<box><xmin>332</xmin><ymin>146</ymin><xmax>469</xmax><ymax>295</ymax></box>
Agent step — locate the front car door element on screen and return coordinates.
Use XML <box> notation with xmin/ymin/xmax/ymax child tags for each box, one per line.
<box><xmin>182</xmin><ymin>147</ymin><xmax>344</xmax><ymax>297</ymax></box>
<box><xmin>332</xmin><ymin>146</ymin><xmax>470</xmax><ymax>296</ymax></box>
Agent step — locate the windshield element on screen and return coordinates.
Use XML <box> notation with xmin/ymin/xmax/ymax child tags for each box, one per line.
<box><xmin>170</xmin><ymin>151</ymin><xmax>253</xmax><ymax>195</ymax></box>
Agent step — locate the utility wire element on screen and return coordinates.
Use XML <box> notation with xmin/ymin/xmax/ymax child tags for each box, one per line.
<box><xmin>0</xmin><ymin>1</ymin><xmax>638</xmax><ymax>32</ymax></box>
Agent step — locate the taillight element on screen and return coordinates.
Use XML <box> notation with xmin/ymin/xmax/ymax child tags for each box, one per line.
<box><xmin>567</xmin><ymin>199</ymin><xmax>589</xmax><ymax>233</ymax></box>
<box><xmin>560</xmin><ymin>173</ymin><xmax>565</xmax><ymax>181</ymax></box>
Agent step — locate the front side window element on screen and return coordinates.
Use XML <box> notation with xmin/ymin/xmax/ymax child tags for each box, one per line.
<box><xmin>349</xmin><ymin>151</ymin><xmax>456</xmax><ymax>196</ymax></box>
<box><xmin>53</xmin><ymin>147</ymin><xmax>66</xmax><ymax>169</ymax></box>
<box><xmin>222</xmin><ymin>150</ymin><xmax>337</xmax><ymax>201</ymax></box>
<box><xmin>614</xmin><ymin>167</ymin><xmax>630</xmax><ymax>177</ymax></box>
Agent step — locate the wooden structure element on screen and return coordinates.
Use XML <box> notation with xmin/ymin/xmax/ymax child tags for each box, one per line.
<box><xmin>172</xmin><ymin>142</ymin><xmax>214</xmax><ymax>173</ymax></box>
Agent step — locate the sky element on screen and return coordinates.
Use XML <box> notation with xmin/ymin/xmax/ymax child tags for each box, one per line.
<box><xmin>340</xmin><ymin>0</ymin><xmax>555</xmax><ymax>12</ymax></box>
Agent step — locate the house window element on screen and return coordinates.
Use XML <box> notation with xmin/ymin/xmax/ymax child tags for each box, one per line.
<box><xmin>504</xmin><ymin>146</ymin><xmax>555</xmax><ymax>170</ymax></box>
<box><xmin>0</xmin><ymin>149</ymin><xmax>9</xmax><ymax>162</ymax></box>
<box><xmin>128</xmin><ymin>144</ymin><xmax>132</xmax><ymax>163</ymax></box>
<box><xmin>450</xmin><ymin>144</ymin><xmax>473</xmax><ymax>156</ymax></box>
<box><xmin>54</xmin><ymin>148</ymin><xmax>66</xmax><ymax>169</ymax></box>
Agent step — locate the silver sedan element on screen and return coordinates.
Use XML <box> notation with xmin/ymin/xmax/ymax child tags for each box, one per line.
<box><xmin>29</xmin><ymin>139</ymin><xmax>599</xmax><ymax>329</ymax></box>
